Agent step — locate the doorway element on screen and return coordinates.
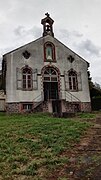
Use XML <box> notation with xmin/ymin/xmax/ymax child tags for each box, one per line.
<box><xmin>44</xmin><ymin>82</ymin><xmax>59</xmax><ymax>101</ymax></box>
<box><xmin>43</xmin><ymin>67</ymin><xmax>59</xmax><ymax>101</ymax></box>
<box><xmin>42</xmin><ymin>66</ymin><xmax>61</xmax><ymax>114</ymax></box>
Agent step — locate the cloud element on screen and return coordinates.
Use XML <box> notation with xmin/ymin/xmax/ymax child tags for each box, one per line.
<box><xmin>14</xmin><ymin>26</ymin><xmax>25</xmax><ymax>36</ymax></box>
<box><xmin>14</xmin><ymin>25</ymin><xmax>41</xmax><ymax>39</ymax></box>
<box><xmin>93</xmin><ymin>76</ymin><xmax>101</xmax><ymax>86</ymax></box>
<box><xmin>78</xmin><ymin>39</ymin><xmax>101</xmax><ymax>56</ymax></box>
<box><xmin>57</xmin><ymin>29</ymin><xmax>70</xmax><ymax>39</ymax></box>
<box><xmin>72</xmin><ymin>30</ymin><xmax>83</xmax><ymax>37</ymax></box>
<box><xmin>29</xmin><ymin>26</ymin><xmax>41</xmax><ymax>39</ymax></box>
<box><xmin>55</xmin><ymin>28</ymin><xmax>84</xmax><ymax>53</ymax></box>
<box><xmin>57</xmin><ymin>28</ymin><xmax>83</xmax><ymax>40</ymax></box>
<box><xmin>0</xmin><ymin>25</ymin><xmax>42</xmax><ymax>56</ymax></box>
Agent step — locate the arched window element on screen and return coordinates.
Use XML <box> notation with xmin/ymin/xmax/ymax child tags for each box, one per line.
<box><xmin>68</xmin><ymin>70</ymin><xmax>78</xmax><ymax>91</ymax></box>
<box><xmin>46</xmin><ymin>44</ymin><xmax>53</xmax><ymax>60</ymax></box>
<box><xmin>22</xmin><ymin>67</ymin><xmax>32</xmax><ymax>90</ymax></box>
<box><xmin>43</xmin><ymin>67</ymin><xmax>58</xmax><ymax>82</ymax></box>
<box><xmin>44</xmin><ymin>42</ymin><xmax>56</xmax><ymax>61</ymax></box>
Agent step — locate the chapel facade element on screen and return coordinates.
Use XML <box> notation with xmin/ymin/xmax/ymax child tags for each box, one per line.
<box><xmin>2</xmin><ymin>13</ymin><xmax>91</xmax><ymax>114</ymax></box>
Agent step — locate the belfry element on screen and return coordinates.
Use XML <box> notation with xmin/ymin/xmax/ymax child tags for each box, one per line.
<box><xmin>41</xmin><ymin>13</ymin><xmax>54</xmax><ymax>37</ymax></box>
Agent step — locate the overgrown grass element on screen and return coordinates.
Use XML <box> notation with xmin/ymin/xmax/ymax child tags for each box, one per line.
<box><xmin>77</xmin><ymin>112</ymin><xmax>96</xmax><ymax>119</ymax></box>
<box><xmin>0</xmin><ymin>112</ymin><xmax>91</xmax><ymax>179</ymax></box>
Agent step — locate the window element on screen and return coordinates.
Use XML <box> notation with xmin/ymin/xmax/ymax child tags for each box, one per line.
<box><xmin>23</xmin><ymin>104</ymin><xmax>33</xmax><ymax>111</ymax></box>
<box><xmin>46</xmin><ymin>45</ymin><xmax>53</xmax><ymax>60</ymax></box>
<box><xmin>44</xmin><ymin>42</ymin><xmax>56</xmax><ymax>61</ymax></box>
<box><xmin>16</xmin><ymin>67</ymin><xmax>38</xmax><ymax>90</ymax></box>
<box><xmin>22</xmin><ymin>67</ymin><xmax>32</xmax><ymax>90</ymax></box>
<box><xmin>43</xmin><ymin>67</ymin><xmax>58</xmax><ymax>82</ymax></box>
<box><xmin>68</xmin><ymin>70</ymin><xmax>78</xmax><ymax>91</ymax></box>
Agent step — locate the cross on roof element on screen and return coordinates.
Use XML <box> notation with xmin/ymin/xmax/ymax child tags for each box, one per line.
<box><xmin>45</xmin><ymin>12</ymin><xmax>50</xmax><ymax>17</ymax></box>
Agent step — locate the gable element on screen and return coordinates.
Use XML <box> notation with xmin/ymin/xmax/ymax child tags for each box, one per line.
<box><xmin>3</xmin><ymin>34</ymin><xmax>89</xmax><ymax>76</ymax></box>
<box><xmin>54</xmin><ymin>37</ymin><xmax>89</xmax><ymax>66</ymax></box>
<box><xmin>3</xmin><ymin>35</ymin><xmax>88</xmax><ymax>64</ymax></box>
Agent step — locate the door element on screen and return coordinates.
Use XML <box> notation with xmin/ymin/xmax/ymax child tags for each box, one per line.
<box><xmin>43</xmin><ymin>82</ymin><xmax>59</xmax><ymax>101</ymax></box>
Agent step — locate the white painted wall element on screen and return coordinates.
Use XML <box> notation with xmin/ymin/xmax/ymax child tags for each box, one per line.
<box><xmin>5</xmin><ymin>35</ymin><xmax>91</xmax><ymax>103</ymax></box>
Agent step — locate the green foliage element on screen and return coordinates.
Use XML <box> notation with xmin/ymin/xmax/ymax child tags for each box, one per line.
<box><xmin>92</xmin><ymin>97</ymin><xmax>101</xmax><ymax>110</ymax></box>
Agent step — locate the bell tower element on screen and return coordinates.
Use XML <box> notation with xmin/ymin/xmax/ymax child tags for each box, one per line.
<box><xmin>41</xmin><ymin>13</ymin><xmax>54</xmax><ymax>37</ymax></box>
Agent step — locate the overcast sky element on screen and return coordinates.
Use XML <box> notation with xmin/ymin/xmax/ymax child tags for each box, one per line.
<box><xmin>0</xmin><ymin>0</ymin><xmax>101</xmax><ymax>85</ymax></box>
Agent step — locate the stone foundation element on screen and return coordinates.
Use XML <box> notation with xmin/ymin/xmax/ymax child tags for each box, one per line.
<box><xmin>6</xmin><ymin>101</ymin><xmax>48</xmax><ymax>113</ymax></box>
<box><xmin>80</xmin><ymin>102</ymin><xmax>91</xmax><ymax>112</ymax></box>
<box><xmin>6</xmin><ymin>101</ymin><xmax>91</xmax><ymax>113</ymax></box>
<box><xmin>62</xmin><ymin>101</ymin><xmax>91</xmax><ymax>113</ymax></box>
<box><xmin>6</xmin><ymin>103</ymin><xmax>20</xmax><ymax>113</ymax></box>
<box><xmin>64</xmin><ymin>101</ymin><xmax>81</xmax><ymax>113</ymax></box>
<box><xmin>42</xmin><ymin>101</ymin><xmax>49</xmax><ymax>112</ymax></box>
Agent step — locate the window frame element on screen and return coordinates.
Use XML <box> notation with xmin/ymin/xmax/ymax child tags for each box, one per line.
<box><xmin>68</xmin><ymin>70</ymin><xmax>78</xmax><ymax>91</ymax></box>
<box><xmin>44</xmin><ymin>42</ymin><xmax>56</xmax><ymax>62</ymax></box>
<box><xmin>22</xmin><ymin>67</ymin><xmax>33</xmax><ymax>90</ymax></box>
<box><xmin>22</xmin><ymin>103</ymin><xmax>33</xmax><ymax>111</ymax></box>
<box><xmin>43</xmin><ymin>67</ymin><xmax>58</xmax><ymax>82</ymax></box>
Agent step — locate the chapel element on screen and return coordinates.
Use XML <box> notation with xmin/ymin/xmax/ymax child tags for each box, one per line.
<box><xmin>2</xmin><ymin>13</ymin><xmax>91</xmax><ymax>113</ymax></box>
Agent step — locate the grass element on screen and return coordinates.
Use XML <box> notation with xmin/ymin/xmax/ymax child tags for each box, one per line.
<box><xmin>77</xmin><ymin>112</ymin><xmax>96</xmax><ymax>119</ymax></box>
<box><xmin>0</xmin><ymin>112</ymin><xmax>91</xmax><ymax>179</ymax></box>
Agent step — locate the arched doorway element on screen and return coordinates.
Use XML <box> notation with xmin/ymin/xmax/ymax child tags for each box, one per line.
<box><xmin>42</xmin><ymin>66</ymin><xmax>61</xmax><ymax>114</ymax></box>
<box><xmin>43</xmin><ymin>67</ymin><xmax>59</xmax><ymax>101</ymax></box>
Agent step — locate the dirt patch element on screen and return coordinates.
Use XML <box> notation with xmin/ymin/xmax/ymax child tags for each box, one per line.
<box><xmin>47</xmin><ymin>113</ymin><xmax>101</xmax><ymax>180</ymax></box>
<box><xmin>71</xmin><ymin>114</ymin><xmax>101</xmax><ymax>180</ymax></box>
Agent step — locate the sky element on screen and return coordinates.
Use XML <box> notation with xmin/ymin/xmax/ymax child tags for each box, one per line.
<box><xmin>0</xmin><ymin>0</ymin><xmax>101</xmax><ymax>85</ymax></box>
